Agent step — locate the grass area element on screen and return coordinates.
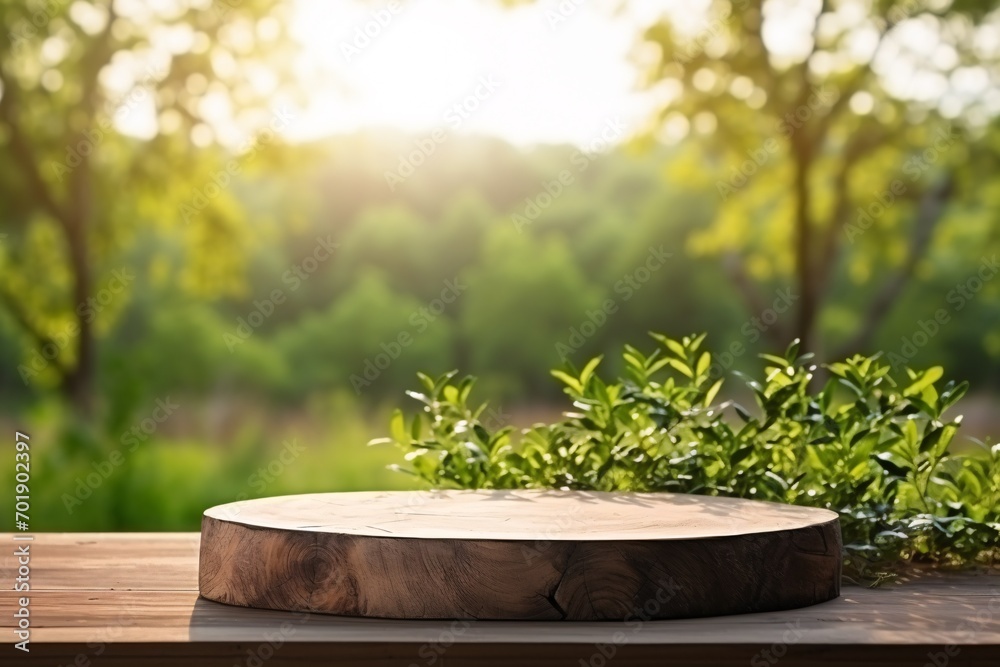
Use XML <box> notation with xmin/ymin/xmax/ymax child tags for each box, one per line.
<box><xmin>1</xmin><ymin>391</ymin><xmax>418</xmax><ymax>532</ymax></box>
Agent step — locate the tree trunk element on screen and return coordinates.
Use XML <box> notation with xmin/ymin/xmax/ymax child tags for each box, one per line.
<box><xmin>61</xmin><ymin>138</ymin><xmax>95</xmax><ymax>416</ymax></box>
<box><xmin>61</xmin><ymin>220</ymin><xmax>94</xmax><ymax>416</ymax></box>
<box><xmin>791</xmin><ymin>138</ymin><xmax>817</xmax><ymax>353</ymax></box>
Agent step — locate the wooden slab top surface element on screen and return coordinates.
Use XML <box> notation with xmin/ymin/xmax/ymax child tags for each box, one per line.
<box><xmin>203</xmin><ymin>489</ymin><xmax>839</xmax><ymax>540</ymax></box>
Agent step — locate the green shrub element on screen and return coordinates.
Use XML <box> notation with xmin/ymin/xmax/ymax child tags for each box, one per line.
<box><xmin>374</xmin><ymin>333</ymin><xmax>1000</xmax><ymax>582</ymax></box>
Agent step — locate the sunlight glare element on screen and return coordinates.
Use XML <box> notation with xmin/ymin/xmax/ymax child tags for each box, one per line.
<box><xmin>288</xmin><ymin>0</ymin><xmax>655</xmax><ymax>147</ymax></box>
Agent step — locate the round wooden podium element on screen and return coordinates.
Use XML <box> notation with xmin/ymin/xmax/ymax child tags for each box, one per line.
<box><xmin>199</xmin><ymin>490</ymin><xmax>841</xmax><ymax>620</ymax></box>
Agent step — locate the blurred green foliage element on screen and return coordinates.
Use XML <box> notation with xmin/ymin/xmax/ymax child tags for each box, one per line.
<box><xmin>6</xmin><ymin>133</ymin><xmax>998</xmax><ymax>407</ymax></box>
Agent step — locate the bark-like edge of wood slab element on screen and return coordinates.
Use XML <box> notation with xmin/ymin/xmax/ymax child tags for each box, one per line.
<box><xmin>199</xmin><ymin>491</ymin><xmax>842</xmax><ymax>621</ymax></box>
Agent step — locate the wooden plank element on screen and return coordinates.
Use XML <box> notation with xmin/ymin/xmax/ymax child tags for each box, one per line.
<box><xmin>2</xmin><ymin>579</ymin><xmax>999</xmax><ymax>644</ymax></box>
<box><xmin>4</xmin><ymin>643</ymin><xmax>1000</xmax><ymax>667</ymax></box>
<box><xmin>1</xmin><ymin>533</ymin><xmax>199</xmax><ymax>590</ymax></box>
<box><xmin>199</xmin><ymin>491</ymin><xmax>842</xmax><ymax>620</ymax></box>
<box><xmin>1</xmin><ymin>533</ymin><xmax>999</xmax><ymax>667</ymax></box>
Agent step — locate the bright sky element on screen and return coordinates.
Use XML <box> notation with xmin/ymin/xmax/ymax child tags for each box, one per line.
<box><xmin>101</xmin><ymin>0</ymin><xmax>997</xmax><ymax>148</ymax></box>
<box><xmin>287</xmin><ymin>0</ymin><xmax>664</xmax><ymax>147</ymax></box>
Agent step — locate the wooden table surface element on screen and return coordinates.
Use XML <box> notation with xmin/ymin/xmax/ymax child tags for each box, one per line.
<box><xmin>2</xmin><ymin>533</ymin><xmax>999</xmax><ymax>666</ymax></box>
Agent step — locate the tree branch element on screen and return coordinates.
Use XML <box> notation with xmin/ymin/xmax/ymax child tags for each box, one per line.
<box><xmin>0</xmin><ymin>72</ymin><xmax>69</xmax><ymax>228</ymax></box>
<box><xmin>0</xmin><ymin>285</ymin><xmax>69</xmax><ymax>379</ymax></box>
<box><xmin>815</xmin><ymin>125</ymin><xmax>887</xmax><ymax>295</ymax></box>
<box><xmin>809</xmin><ymin>8</ymin><xmax>904</xmax><ymax>145</ymax></box>
<box><xmin>723</xmin><ymin>252</ymin><xmax>789</xmax><ymax>346</ymax></box>
<box><xmin>834</xmin><ymin>171</ymin><xmax>955</xmax><ymax>358</ymax></box>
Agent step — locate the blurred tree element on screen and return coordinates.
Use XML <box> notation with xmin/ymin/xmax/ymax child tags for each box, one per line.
<box><xmin>276</xmin><ymin>269</ymin><xmax>457</xmax><ymax>398</ymax></box>
<box><xmin>639</xmin><ymin>0</ymin><xmax>1000</xmax><ymax>356</ymax></box>
<box><xmin>0</xmin><ymin>0</ymin><xmax>303</xmax><ymax>412</ymax></box>
<box><xmin>461</xmin><ymin>227</ymin><xmax>603</xmax><ymax>397</ymax></box>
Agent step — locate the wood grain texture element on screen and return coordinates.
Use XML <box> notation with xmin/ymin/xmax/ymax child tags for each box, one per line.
<box><xmin>3</xmin><ymin>533</ymin><xmax>1000</xmax><ymax>667</ymax></box>
<box><xmin>198</xmin><ymin>490</ymin><xmax>842</xmax><ymax>620</ymax></box>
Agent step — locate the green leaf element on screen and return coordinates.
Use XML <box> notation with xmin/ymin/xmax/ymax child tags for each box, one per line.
<box><xmin>580</xmin><ymin>355</ymin><xmax>603</xmax><ymax>387</ymax></box>
<box><xmin>551</xmin><ymin>370</ymin><xmax>583</xmax><ymax>394</ymax></box>
<box><xmin>390</xmin><ymin>409</ymin><xmax>406</xmax><ymax>443</ymax></box>
<box><xmin>919</xmin><ymin>426</ymin><xmax>944</xmax><ymax>453</ymax></box>
<box><xmin>731</xmin><ymin>445</ymin><xmax>753</xmax><ymax>465</ymax></box>
<box><xmin>623</xmin><ymin>353</ymin><xmax>644</xmax><ymax>371</ymax></box>
<box><xmin>819</xmin><ymin>379</ymin><xmax>837</xmax><ymax>413</ymax></box>
<box><xmin>411</xmin><ymin>412</ymin><xmax>423</xmax><ymax>441</ymax></box>
<box><xmin>940</xmin><ymin>380</ymin><xmax>969</xmax><ymax>413</ymax></box>
<box><xmin>849</xmin><ymin>429</ymin><xmax>870</xmax><ymax>447</ymax></box>
<box><xmin>874</xmin><ymin>453</ymin><xmax>910</xmax><ymax>478</ymax></box>
<box><xmin>905</xmin><ymin>366</ymin><xmax>944</xmax><ymax>396</ymax></box>
<box><xmin>667</xmin><ymin>358</ymin><xmax>694</xmax><ymax>378</ymax></box>
<box><xmin>696</xmin><ymin>352</ymin><xmax>710</xmax><ymax>377</ymax></box>
<box><xmin>703</xmin><ymin>378</ymin><xmax>723</xmax><ymax>407</ymax></box>
<box><xmin>458</xmin><ymin>376</ymin><xmax>475</xmax><ymax>403</ymax></box>
<box><xmin>652</xmin><ymin>333</ymin><xmax>686</xmax><ymax>358</ymax></box>
<box><xmin>763</xmin><ymin>470</ymin><xmax>790</xmax><ymax>491</ymax></box>
<box><xmin>647</xmin><ymin>357</ymin><xmax>671</xmax><ymax>374</ymax></box>
<box><xmin>416</xmin><ymin>372</ymin><xmax>436</xmax><ymax>393</ymax></box>
<box><xmin>904</xmin><ymin>419</ymin><xmax>919</xmax><ymax>450</ymax></box>
<box><xmin>759</xmin><ymin>353</ymin><xmax>790</xmax><ymax>367</ymax></box>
